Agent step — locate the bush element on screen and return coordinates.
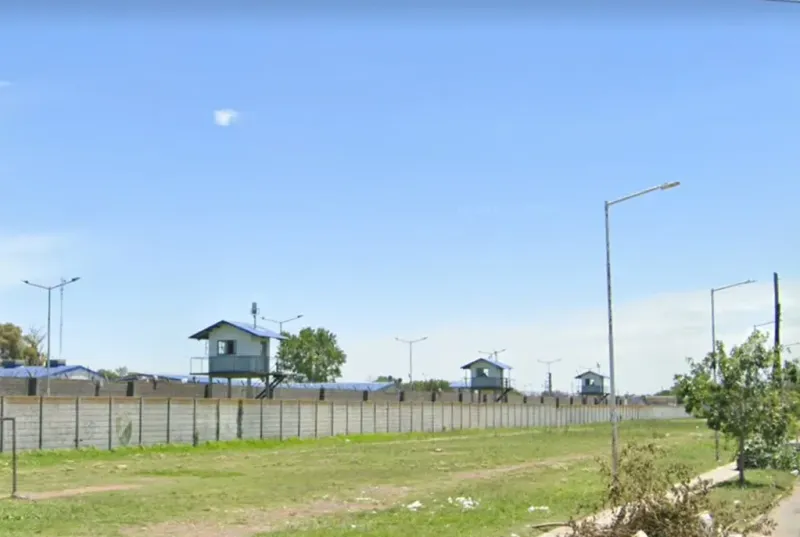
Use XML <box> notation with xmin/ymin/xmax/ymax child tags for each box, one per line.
<box><xmin>741</xmin><ymin>435</ymin><xmax>800</xmax><ymax>471</ymax></box>
<box><xmin>568</xmin><ymin>442</ymin><xmax>775</xmax><ymax>537</ymax></box>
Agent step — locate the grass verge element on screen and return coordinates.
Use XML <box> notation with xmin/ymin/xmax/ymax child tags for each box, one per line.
<box><xmin>0</xmin><ymin>419</ymin><xmax>724</xmax><ymax>537</ymax></box>
<box><xmin>708</xmin><ymin>469</ymin><xmax>797</xmax><ymax>532</ymax></box>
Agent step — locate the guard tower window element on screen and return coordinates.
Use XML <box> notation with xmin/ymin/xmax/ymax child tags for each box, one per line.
<box><xmin>217</xmin><ymin>340</ymin><xmax>236</xmax><ymax>355</ymax></box>
<box><xmin>584</xmin><ymin>378</ymin><xmax>595</xmax><ymax>387</ymax></box>
<box><xmin>476</xmin><ymin>368</ymin><xmax>489</xmax><ymax>378</ymax></box>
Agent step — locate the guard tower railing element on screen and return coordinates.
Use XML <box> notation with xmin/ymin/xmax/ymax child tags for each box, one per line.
<box><xmin>189</xmin><ymin>355</ymin><xmax>270</xmax><ymax>377</ymax></box>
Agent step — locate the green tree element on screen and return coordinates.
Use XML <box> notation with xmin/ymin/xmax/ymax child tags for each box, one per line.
<box><xmin>0</xmin><ymin>323</ymin><xmax>46</xmax><ymax>365</ymax></box>
<box><xmin>409</xmin><ymin>379</ymin><xmax>452</xmax><ymax>392</ymax></box>
<box><xmin>276</xmin><ymin>327</ymin><xmax>346</xmax><ymax>382</ymax></box>
<box><xmin>675</xmin><ymin>331</ymin><xmax>798</xmax><ymax>486</ymax></box>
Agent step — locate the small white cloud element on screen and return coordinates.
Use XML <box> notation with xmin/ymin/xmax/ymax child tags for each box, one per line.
<box><xmin>213</xmin><ymin>108</ymin><xmax>239</xmax><ymax>127</ymax></box>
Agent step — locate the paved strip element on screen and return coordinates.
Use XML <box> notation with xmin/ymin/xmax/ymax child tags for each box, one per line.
<box><xmin>766</xmin><ymin>483</ymin><xmax>800</xmax><ymax>537</ymax></box>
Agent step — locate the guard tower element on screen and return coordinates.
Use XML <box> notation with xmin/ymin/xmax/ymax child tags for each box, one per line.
<box><xmin>460</xmin><ymin>357</ymin><xmax>512</xmax><ymax>402</ymax></box>
<box><xmin>189</xmin><ymin>320</ymin><xmax>286</xmax><ymax>398</ymax></box>
<box><xmin>575</xmin><ymin>370</ymin><xmax>607</xmax><ymax>400</ymax></box>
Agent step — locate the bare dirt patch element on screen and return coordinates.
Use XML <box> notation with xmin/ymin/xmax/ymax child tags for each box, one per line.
<box><xmin>19</xmin><ymin>484</ymin><xmax>143</xmax><ymax>501</ymax></box>
<box><xmin>121</xmin><ymin>486</ymin><xmax>409</xmax><ymax>537</ymax></box>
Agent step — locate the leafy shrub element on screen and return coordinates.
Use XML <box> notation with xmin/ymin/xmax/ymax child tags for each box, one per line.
<box><xmin>569</xmin><ymin>442</ymin><xmax>775</xmax><ymax>537</ymax></box>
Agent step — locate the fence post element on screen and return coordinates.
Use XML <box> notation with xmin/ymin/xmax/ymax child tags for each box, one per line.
<box><xmin>259</xmin><ymin>399</ymin><xmax>264</xmax><ymax>440</ymax></box>
<box><xmin>73</xmin><ymin>398</ymin><xmax>80</xmax><ymax>448</ymax></box>
<box><xmin>166</xmin><ymin>398</ymin><xmax>172</xmax><ymax>444</ymax></box>
<box><xmin>410</xmin><ymin>401</ymin><xmax>414</xmax><ymax>433</ymax></box>
<box><xmin>314</xmin><ymin>401</ymin><xmax>319</xmax><ymax>439</ymax></box>
<box><xmin>215</xmin><ymin>399</ymin><xmax>221</xmax><ymax>442</ymax></box>
<box><xmin>468</xmin><ymin>403</ymin><xmax>472</xmax><ymax>429</ymax></box>
<box><xmin>279</xmin><ymin>400</ymin><xmax>284</xmax><ymax>441</ymax></box>
<box><xmin>192</xmin><ymin>398</ymin><xmax>198</xmax><ymax>446</ymax></box>
<box><xmin>360</xmin><ymin>401</ymin><xmax>364</xmax><ymax>434</ymax></box>
<box><xmin>345</xmin><ymin>402</ymin><xmax>350</xmax><ymax>435</ymax></box>
<box><xmin>108</xmin><ymin>397</ymin><xmax>113</xmax><ymax>450</ymax></box>
<box><xmin>372</xmin><ymin>402</ymin><xmax>377</xmax><ymax>434</ymax></box>
<box><xmin>0</xmin><ymin>397</ymin><xmax>3</xmax><ymax>453</ymax></box>
<box><xmin>38</xmin><ymin>396</ymin><xmax>44</xmax><ymax>450</ymax></box>
<box><xmin>297</xmin><ymin>400</ymin><xmax>302</xmax><ymax>438</ymax></box>
<box><xmin>386</xmin><ymin>401</ymin><xmax>390</xmax><ymax>433</ymax></box>
<box><xmin>330</xmin><ymin>401</ymin><xmax>335</xmax><ymax>437</ymax></box>
<box><xmin>138</xmin><ymin>397</ymin><xmax>143</xmax><ymax>446</ymax></box>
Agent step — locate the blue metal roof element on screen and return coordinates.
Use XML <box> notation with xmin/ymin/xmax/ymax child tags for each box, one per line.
<box><xmin>449</xmin><ymin>380</ymin><xmax>470</xmax><ymax>389</ymax></box>
<box><xmin>460</xmin><ymin>358</ymin><xmax>512</xmax><ymax>370</ymax></box>
<box><xmin>188</xmin><ymin>320</ymin><xmax>287</xmax><ymax>341</ymax></box>
<box><xmin>0</xmin><ymin>365</ymin><xmax>102</xmax><ymax>379</ymax></box>
<box><xmin>282</xmin><ymin>382</ymin><xmax>394</xmax><ymax>392</ymax></box>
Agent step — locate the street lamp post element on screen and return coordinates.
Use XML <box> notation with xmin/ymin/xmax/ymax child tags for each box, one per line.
<box><xmin>262</xmin><ymin>314</ymin><xmax>304</xmax><ymax>371</ymax></box>
<box><xmin>22</xmin><ymin>277</ymin><xmax>81</xmax><ymax>396</ymax></box>
<box><xmin>710</xmin><ymin>279</ymin><xmax>755</xmax><ymax>461</ymax></box>
<box><xmin>605</xmin><ymin>181</ymin><xmax>680</xmax><ymax>480</ymax></box>
<box><xmin>395</xmin><ymin>336</ymin><xmax>428</xmax><ymax>387</ymax></box>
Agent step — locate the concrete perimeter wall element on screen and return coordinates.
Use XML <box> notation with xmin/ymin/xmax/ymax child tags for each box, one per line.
<box><xmin>0</xmin><ymin>396</ymin><xmax>689</xmax><ymax>454</ymax></box>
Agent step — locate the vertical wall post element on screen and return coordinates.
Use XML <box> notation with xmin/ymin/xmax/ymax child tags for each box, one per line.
<box><xmin>108</xmin><ymin>396</ymin><xmax>113</xmax><ymax>451</ymax></box>
<box><xmin>259</xmin><ymin>399</ymin><xmax>264</xmax><ymax>440</ymax></box>
<box><xmin>38</xmin><ymin>396</ymin><xmax>44</xmax><ymax>450</ymax></box>
<box><xmin>192</xmin><ymin>398</ymin><xmax>198</xmax><ymax>447</ymax></box>
<box><xmin>279</xmin><ymin>400</ymin><xmax>284</xmax><ymax>441</ymax></box>
<box><xmin>314</xmin><ymin>401</ymin><xmax>319</xmax><ymax>439</ymax></box>
<box><xmin>330</xmin><ymin>401</ymin><xmax>335</xmax><ymax>437</ymax></box>
<box><xmin>138</xmin><ymin>397</ymin><xmax>143</xmax><ymax>446</ymax></box>
<box><xmin>166</xmin><ymin>398</ymin><xmax>172</xmax><ymax>444</ymax></box>
<box><xmin>0</xmin><ymin>397</ymin><xmax>5</xmax><ymax>453</ymax></box>
<box><xmin>215</xmin><ymin>399</ymin><xmax>221</xmax><ymax>442</ymax></box>
<box><xmin>297</xmin><ymin>400</ymin><xmax>302</xmax><ymax>438</ymax></box>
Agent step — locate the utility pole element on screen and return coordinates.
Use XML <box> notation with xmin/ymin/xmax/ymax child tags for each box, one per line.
<box><xmin>395</xmin><ymin>336</ymin><xmax>428</xmax><ymax>388</ymax></box>
<box><xmin>538</xmin><ymin>359</ymin><xmax>561</xmax><ymax>395</ymax></box>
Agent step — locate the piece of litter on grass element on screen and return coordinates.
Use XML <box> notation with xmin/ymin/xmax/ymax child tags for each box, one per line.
<box><xmin>791</xmin><ymin>469</ymin><xmax>799</xmax><ymax>476</ymax></box>
<box><xmin>407</xmin><ymin>500</ymin><xmax>423</xmax><ymax>511</ymax></box>
<box><xmin>354</xmin><ymin>497</ymin><xmax>373</xmax><ymax>502</ymax></box>
<box><xmin>447</xmin><ymin>496</ymin><xmax>479</xmax><ymax>510</ymax></box>
<box><xmin>527</xmin><ymin>505</ymin><xmax>550</xmax><ymax>512</ymax></box>
<box><xmin>350</xmin><ymin>525</ymin><xmax>357</xmax><ymax>529</ymax></box>
<box><xmin>511</xmin><ymin>533</ymin><xmax>520</xmax><ymax>537</ymax></box>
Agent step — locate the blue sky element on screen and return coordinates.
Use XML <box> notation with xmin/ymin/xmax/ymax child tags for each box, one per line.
<box><xmin>2</xmin><ymin>2</ymin><xmax>799</xmax><ymax>394</ymax></box>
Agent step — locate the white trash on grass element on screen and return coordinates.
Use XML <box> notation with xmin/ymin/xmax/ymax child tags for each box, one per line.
<box><xmin>527</xmin><ymin>505</ymin><xmax>550</xmax><ymax>513</ymax></box>
<box><xmin>447</xmin><ymin>496</ymin><xmax>479</xmax><ymax>510</ymax></box>
<box><xmin>406</xmin><ymin>500</ymin><xmax>424</xmax><ymax>511</ymax></box>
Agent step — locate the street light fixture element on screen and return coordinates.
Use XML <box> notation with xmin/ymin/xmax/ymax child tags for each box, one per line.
<box><xmin>395</xmin><ymin>336</ymin><xmax>428</xmax><ymax>387</ymax></box>
<box><xmin>479</xmin><ymin>349</ymin><xmax>507</xmax><ymax>362</ymax></box>
<box><xmin>22</xmin><ymin>277</ymin><xmax>81</xmax><ymax>396</ymax></box>
<box><xmin>710</xmin><ymin>278</ymin><xmax>755</xmax><ymax>461</ymax></box>
<box><xmin>604</xmin><ymin>181</ymin><xmax>680</xmax><ymax>480</ymax></box>
<box><xmin>261</xmin><ymin>314</ymin><xmax>304</xmax><ymax>372</ymax></box>
<box><xmin>261</xmin><ymin>314</ymin><xmax>304</xmax><ymax>335</ymax></box>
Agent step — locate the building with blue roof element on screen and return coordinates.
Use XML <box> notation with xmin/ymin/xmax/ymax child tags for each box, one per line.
<box><xmin>0</xmin><ymin>364</ymin><xmax>103</xmax><ymax>381</ymax></box>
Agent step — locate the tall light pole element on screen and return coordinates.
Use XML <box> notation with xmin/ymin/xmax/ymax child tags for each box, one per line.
<box><xmin>22</xmin><ymin>277</ymin><xmax>81</xmax><ymax>396</ymax></box>
<box><xmin>538</xmin><ymin>358</ymin><xmax>562</xmax><ymax>395</ymax></box>
<box><xmin>262</xmin><ymin>314</ymin><xmax>303</xmax><ymax>371</ymax></box>
<box><xmin>479</xmin><ymin>349</ymin><xmax>507</xmax><ymax>362</ymax></box>
<box><xmin>605</xmin><ymin>181</ymin><xmax>680</xmax><ymax>480</ymax></box>
<box><xmin>710</xmin><ymin>279</ymin><xmax>755</xmax><ymax>461</ymax></box>
<box><xmin>395</xmin><ymin>336</ymin><xmax>428</xmax><ymax>387</ymax></box>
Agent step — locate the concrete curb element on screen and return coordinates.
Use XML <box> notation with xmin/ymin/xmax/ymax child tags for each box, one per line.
<box><xmin>538</xmin><ymin>463</ymin><xmax>739</xmax><ymax>537</ymax></box>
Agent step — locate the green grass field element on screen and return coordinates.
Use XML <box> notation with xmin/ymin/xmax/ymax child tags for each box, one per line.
<box><xmin>0</xmin><ymin>419</ymin><xmax>728</xmax><ymax>537</ymax></box>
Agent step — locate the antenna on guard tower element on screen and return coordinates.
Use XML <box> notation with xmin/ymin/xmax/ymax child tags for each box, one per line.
<box><xmin>251</xmin><ymin>302</ymin><xmax>259</xmax><ymax>329</ymax></box>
